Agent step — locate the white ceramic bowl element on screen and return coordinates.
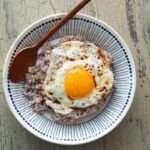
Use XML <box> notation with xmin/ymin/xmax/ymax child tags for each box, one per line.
<box><xmin>3</xmin><ymin>13</ymin><xmax>136</xmax><ymax>145</ymax></box>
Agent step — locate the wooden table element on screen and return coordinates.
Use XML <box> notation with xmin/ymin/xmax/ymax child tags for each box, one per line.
<box><xmin>0</xmin><ymin>0</ymin><xmax>150</xmax><ymax>149</ymax></box>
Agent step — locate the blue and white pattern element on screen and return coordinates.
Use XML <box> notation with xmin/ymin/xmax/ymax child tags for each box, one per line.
<box><xmin>3</xmin><ymin>14</ymin><xmax>136</xmax><ymax>145</ymax></box>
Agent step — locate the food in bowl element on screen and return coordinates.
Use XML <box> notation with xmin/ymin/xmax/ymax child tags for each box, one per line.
<box><xmin>24</xmin><ymin>36</ymin><xmax>114</xmax><ymax>124</ymax></box>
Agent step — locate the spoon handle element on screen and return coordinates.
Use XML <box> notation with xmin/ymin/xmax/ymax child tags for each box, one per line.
<box><xmin>35</xmin><ymin>0</ymin><xmax>91</xmax><ymax>48</ymax></box>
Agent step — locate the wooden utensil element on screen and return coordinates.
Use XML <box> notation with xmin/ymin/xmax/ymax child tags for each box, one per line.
<box><xmin>9</xmin><ymin>0</ymin><xmax>91</xmax><ymax>83</ymax></box>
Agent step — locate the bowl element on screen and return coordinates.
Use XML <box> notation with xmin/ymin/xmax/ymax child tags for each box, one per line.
<box><xmin>3</xmin><ymin>13</ymin><xmax>136</xmax><ymax>145</ymax></box>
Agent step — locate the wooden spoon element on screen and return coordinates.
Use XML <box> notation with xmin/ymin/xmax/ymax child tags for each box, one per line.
<box><xmin>9</xmin><ymin>0</ymin><xmax>91</xmax><ymax>83</ymax></box>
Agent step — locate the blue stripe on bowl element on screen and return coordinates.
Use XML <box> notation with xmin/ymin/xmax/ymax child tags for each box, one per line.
<box><xmin>6</xmin><ymin>16</ymin><xmax>134</xmax><ymax>142</ymax></box>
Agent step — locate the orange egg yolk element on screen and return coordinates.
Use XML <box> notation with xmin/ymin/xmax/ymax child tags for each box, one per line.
<box><xmin>64</xmin><ymin>66</ymin><xmax>95</xmax><ymax>99</ymax></box>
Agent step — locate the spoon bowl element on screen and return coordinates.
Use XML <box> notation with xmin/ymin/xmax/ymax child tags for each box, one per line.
<box><xmin>9</xmin><ymin>46</ymin><xmax>38</xmax><ymax>82</ymax></box>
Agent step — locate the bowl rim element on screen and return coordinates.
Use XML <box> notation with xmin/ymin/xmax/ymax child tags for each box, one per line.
<box><xmin>3</xmin><ymin>13</ymin><xmax>136</xmax><ymax>145</ymax></box>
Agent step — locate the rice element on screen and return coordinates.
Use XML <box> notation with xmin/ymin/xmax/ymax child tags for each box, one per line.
<box><xmin>24</xmin><ymin>36</ymin><xmax>106</xmax><ymax>124</ymax></box>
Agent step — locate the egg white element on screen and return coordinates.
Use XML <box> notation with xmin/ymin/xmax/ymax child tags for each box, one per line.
<box><xmin>42</xmin><ymin>41</ymin><xmax>114</xmax><ymax>115</ymax></box>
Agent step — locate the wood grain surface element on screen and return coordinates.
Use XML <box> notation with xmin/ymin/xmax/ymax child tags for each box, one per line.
<box><xmin>0</xmin><ymin>0</ymin><xmax>150</xmax><ymax>149</ymax></box>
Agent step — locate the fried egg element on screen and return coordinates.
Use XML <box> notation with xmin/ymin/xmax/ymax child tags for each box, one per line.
<box><xmin>42</xmin><ymin>41</ymin><xmax>114</xmax><ymax>115</ymax></box>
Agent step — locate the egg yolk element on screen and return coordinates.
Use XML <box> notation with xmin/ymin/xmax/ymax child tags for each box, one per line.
<box><xmin>64</xmin><ymin>66</ymin><xmax>95</xmax><ymax>99</ymax></box>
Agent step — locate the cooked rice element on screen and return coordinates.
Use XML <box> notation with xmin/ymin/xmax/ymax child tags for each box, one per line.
<box><xmin>24</xmin><ymin>36</ymin><xmax>108</xmax><ymax>124</ymax></box>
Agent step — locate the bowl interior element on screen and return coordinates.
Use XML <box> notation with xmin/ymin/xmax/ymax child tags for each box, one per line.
<box><xmin>3</xmin><ymin>14</ymin><xmax>136</xmax><ymax>145</ymax></box>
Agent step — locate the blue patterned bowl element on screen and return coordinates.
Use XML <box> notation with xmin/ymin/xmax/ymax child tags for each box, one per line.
<box><xmin>3</xmin><ymin>13</ymin><xmax>136</xmax><ymax>145</ymax></box>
